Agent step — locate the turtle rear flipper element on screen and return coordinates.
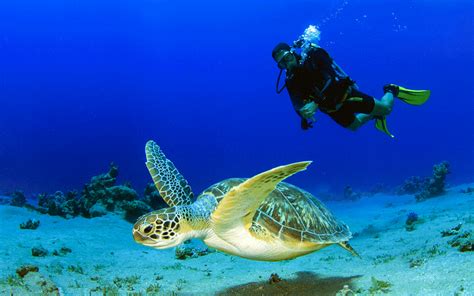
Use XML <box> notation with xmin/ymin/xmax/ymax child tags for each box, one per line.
<box><xmin>145</xmin><ymin>140</ymin><xmax>194</xmax><ymax>207</ymax></box>
<box><xmin>339</xmin><ymin>241</ymin><xmax>360</xmax><ymax>258</ymax></box>
<box><xmin>211</xmin><ymin>161</ymin><xmax>311</xmax><ymax>242</ymax></box>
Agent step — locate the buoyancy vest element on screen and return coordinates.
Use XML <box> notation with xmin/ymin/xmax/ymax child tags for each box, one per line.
<box><xmin>287</xmin><ymin>45</ymin><xmax>354</xmax><ymax>113</ymax></box>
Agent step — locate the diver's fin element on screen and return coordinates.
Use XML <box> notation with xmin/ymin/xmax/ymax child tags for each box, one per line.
<box><xmin>398</xmin><ymin>86</ymin><xmax>431</xmax><ymax>105</ymax></box>
<box><xmin>385</xmin><ymin>84</ymin><xmax>431</xmax><ymax>105</ymax></box>
<box><xmin>375</xmin><ymin>116</ymin><xmax>395</xmax><ymax>138</ymax></box>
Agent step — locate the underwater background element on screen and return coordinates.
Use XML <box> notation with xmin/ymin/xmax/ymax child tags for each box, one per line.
<box><xmin>1</xmin><ymin>0</ymin><xmax>473</xmax><ymax>197</ymax></box>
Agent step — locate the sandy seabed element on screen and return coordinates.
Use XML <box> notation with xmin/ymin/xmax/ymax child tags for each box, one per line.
<box><xmin>0</xmin><ymin>183</ymin><xmax>473</xmax><ymax>295</ymax></box>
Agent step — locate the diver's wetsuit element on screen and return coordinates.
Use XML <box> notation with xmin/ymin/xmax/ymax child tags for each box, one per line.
<box><xmin>285</xmin><ymin>47</ymin><xmax>375</xmax><ymax>127</ymax></box>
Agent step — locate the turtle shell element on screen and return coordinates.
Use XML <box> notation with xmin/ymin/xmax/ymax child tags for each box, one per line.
<box><xmin>199</xmin><ymin>178</ymin><xmax>351</xmax><ymax>243</ymax></box>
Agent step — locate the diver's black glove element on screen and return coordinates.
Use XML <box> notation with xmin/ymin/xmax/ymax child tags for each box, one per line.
<box><xmin>301</xmin><ymin>119</ymin><xmax>313</xmax><ymax>130</ymax></box>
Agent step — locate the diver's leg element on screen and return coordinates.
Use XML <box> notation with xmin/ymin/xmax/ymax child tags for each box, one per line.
<box><xmin>370</xmin><ymin>93</ymin><xmax>394</xmax><ymax>116</ymax></box>
<box><xmin>341</xmin><ymin>93</ymin><xmax>377</xmax><ymax>131</ymax></box>
<box><xmin>347</xmin><ymin>114</ymin><xmax>373</xmax><ymax>131</ymax></box>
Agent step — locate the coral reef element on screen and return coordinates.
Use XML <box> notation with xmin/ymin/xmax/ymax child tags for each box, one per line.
<box><xmin>368</xmin><ymin>277</ymin><xmax>392</xmax><ymax>294</ymax></box>
<box><xmin>366</xmin><ymin>183</ymin><xmax>389</xmax><ymax>196</ymax></box>
<box><xmin>52</xmin><ymin>247</ymin><xmax>72</xmax><ymax>256</ymax></box>
<box><xmin>405</xmin><ymin>212</ymin><xmax>420</xmax><ymax>232</ymax></box>
<box><xmin>10</xmin><ymin>191</ymin><xmax>27</xmax><ymax>207</ymax></box>
<box><xmin>460</xmin><ymin>187</ymin><xmax>474</xmax><ymax>194</ymax></box>
<box><xmin>455</xmin><ymin>286</ymin><xmax>466</xmax><ymax>296</ymax></box>
<box><xmin>37</xmin><ymin>190</ymin><xmax>84</xmax><ymax>218</ymax></box>
<box><xmin>29</xmin><ymin>163</ymin><xmax>159</xmax><ymax>221</ymax></box>
<box><xmin>143</xmin><ymin>183</ymin><xmax>168</xmax><ymax>209</ymax></box>
<box><xmin>397</xmin><ymin>176</ymin><xmax>428</xmax><ymax>195</ymax></box>
<box><xmin>415</xmin><ymin>161</ymin><xmax>450</xmax><ymax>201</ymax></box>
<box><xmin>441</xmin><ymin>223</ymin><xmax>462</xmax><ymax>237</ymax></box>
<box><xmin>31</xmin><ymin>245</ymin><xmax>48</xmax><ymax>257</ymax></box>
<box><xmin>408</xmin><ymin>258</ymin><xmax>425</xmax><ymax>268</ymax></box>
<box><xmin>439</xmin><ymin>224</ymin><xmax>473</xmax><ymax>252</ymax></box>
<box><xmin>397</xmin><ymin>161</ymin><xmax>451</xmax><ymax>201</ymax></box>
<box><xmin>0</xmin><ymin>194</ymin><xmax>11</xmax><ymax>205</ymax></box>
<box><xmin>3</xmin><ymin>162</ymin><xmax>164</xmax><ymax>223</ymax></box>
<box><xmin>88</xmin><ymin>202</ymin><xmax>108</xmax><ymax>217</ymax></box>
<box><xmin>7</xmin><ymin>271</ymin><xmax>60</xmax><ymax>295</ymax></box>
<box><xmin>343</xmin><ymin>186</ymin><xmax>361</xmax><ymax>201</ymax></box>
<box><xmin>426</xmin><ymin>244</ymin><xmax>447</xmax><ymax>257</ymax></box>
<box><xmin>447</xmin><ymin>231</ymin><xmax>473</xmax><ymax>252</ymax></box>
<box><xmin>175</xmin><ymin>245</ymin><xmax>213</xmax><ymax>260</ymax></box>
<box><xmin>67</xmin><ymin>265</ymin><xmax>84</xmax><ymax>274</ymax></box>
<box><xmin>19</xmin><ymin>219</ymin><xmax>40</xmax><ymax>230</ymax></box>
<box><xmin>268</xmin><ymin>273</ymin><xmax>282</xmax><ymax>284</ymax></box>
<box><xmin>146</xmin><ymin>283</ymin><xmax>161</xmax><ymax>295</ymax></box>
<box><xmin>16</xmin><ymin>265</ymin><xmax>39</xmax><ymax>278</ymax></box>
<box><xmin>373</xmin><ymin>254</ymin><xmax>396</xmax><ymax>265</ymax></box>
<box><xmin>122</xmin><ymin>200</ymin><xmax>153</xmax><ymax>223</ymax></box>
<box><xmin>80</xmin><ymin>164</ymin><xmax>153</xmax><ymax>220</ymax></box>
<box><xmin>81</xmin><ymin>163</ymin><xmax>134</xmax><ymax>211</ymax></box>
<box><xmin>112</xmin><ymin>275</ymin><xmax>141</xmax><ymax>290</ymax></box>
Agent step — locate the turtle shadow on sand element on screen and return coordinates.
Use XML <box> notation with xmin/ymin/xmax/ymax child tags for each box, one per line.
<box><xmin>216</xmin><ymin>272</ymin><xmax>361</xmax><ymax>296</ymax></box>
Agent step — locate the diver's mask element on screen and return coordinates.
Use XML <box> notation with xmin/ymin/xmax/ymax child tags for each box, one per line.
<box><xmin>276</xmin><ymin>51</ymin><xmax>294</xmax><ymax>70</ymax></box>
<box><xmin>275</xmin><ymin>50</ymin><xmax>295</xmax><ymax>93</ymax></box>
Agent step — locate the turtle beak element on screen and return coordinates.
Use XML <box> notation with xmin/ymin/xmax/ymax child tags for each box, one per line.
<box><xmin>149</xmin><ymin>242</ymin><xmax>171</xmax><ymax>249</ymax></box>
<box><xmin>132</xmin><ymin>230</ymin><xmax>171</xmax><ymax>249</ymax></box>
<box><xmin>133</xmin><ymin>230</ymin><xmax>152</xmax><ymax>244</ymax></box>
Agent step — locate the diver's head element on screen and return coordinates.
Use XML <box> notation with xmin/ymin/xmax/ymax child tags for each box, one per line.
<box><xmin>272</xmin><ymin>42</ymin><xmax>297</xmax><ymax>71</ymax></box>
<box><xmin>133</xmin><ymin>207</ymin><xmax>190</xmax><ymax>249</ymax></box>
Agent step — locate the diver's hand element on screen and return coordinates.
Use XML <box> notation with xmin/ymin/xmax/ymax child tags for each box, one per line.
<box><xmin>301</xmin><ymin>118</ymin><xmax>313</xmax><ymax>130</ymax></box>
<box><xmin>299</xmin><ymin>102</ymin><xmax>318</xmax><ymax>119</ymax></box>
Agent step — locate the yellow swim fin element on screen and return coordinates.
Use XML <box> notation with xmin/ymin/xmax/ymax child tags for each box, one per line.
<box><xmin>375</xmin><ymin>116</ymin><xmax>395</xmax><ymax>138</ymax></box>
<box><xmin>384</xmin><ymin>84</ymin><xmax>431</xmax><ymax>106</ymax></box>
<box><xmin>398</xmin><ymin>86</ymin><xmax>431</xmax><ymax>105</ymax></box>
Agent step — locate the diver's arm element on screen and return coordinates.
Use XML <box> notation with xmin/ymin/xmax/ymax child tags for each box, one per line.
<box><xmin>299</xmin><ymin>101</ymin><xmax>318</xmax><ymax>120</ymax></box>
<box><xmin>289</xmin><ymin>92</ymin><xmax>317</xmax><ymax>129</ymax></box>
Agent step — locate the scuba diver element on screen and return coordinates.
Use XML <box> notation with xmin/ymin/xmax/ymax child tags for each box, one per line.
<box><xmin>272</xmin><ymin>26</ymin><xmax>431</xmax><ymax>138</ymax></box>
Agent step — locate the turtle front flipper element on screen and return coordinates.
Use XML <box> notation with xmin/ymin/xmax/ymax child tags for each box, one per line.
<box><xmin>211</xmin><ymin>161</ymin><xmax>311</xmax><ymax>242</ymax></box>
<box><xmin>145</xmin><ymin>140</ymin><xmax>193</xmax><ymax>207</ymax></box>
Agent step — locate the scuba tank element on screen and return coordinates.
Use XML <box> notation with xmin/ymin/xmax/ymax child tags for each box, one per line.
<box><xmin>294</xmin><ymin>25</ymin><xmax>356</xmax><ymax>112</ymax></box>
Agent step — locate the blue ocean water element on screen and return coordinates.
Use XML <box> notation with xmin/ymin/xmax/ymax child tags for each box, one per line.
<box><xmin>0</xmin><ymin>0</ymin><xmax>473</xmax><ymax>196</ymax></box>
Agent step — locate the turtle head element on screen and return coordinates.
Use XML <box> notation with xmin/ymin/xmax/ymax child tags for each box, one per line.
<box><xmin>133</xmin><ymin>207</ymin><xmax>191</xmax><ymax>249</ymax></box>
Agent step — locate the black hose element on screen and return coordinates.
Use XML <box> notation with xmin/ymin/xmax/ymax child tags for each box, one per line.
<box><xmin>276</xmin><ymin>69</ymin><xmax>286</xmax><ymax>94</ymax></box>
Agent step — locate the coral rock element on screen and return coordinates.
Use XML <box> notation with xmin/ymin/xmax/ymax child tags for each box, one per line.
<box><xmin>268</xmin><ymin>273</ymin><xmax>282</xmax><ymax>284</ymax></box>
<box><xmin>31</xmin><ymin>245</ymin><xmax>49</xmax><ymax>257</ymax></box>
<box><xmin>20</xmin><ymin>219</ymin><xmax>40</xmax><ymax>230</ymax></box>
<box><xmin>415</xmin><ymin>161</ymin><xmax>450</xmax><ymax>202</ymax></box>
<box><xmin>10</xmin><ymin>191</ymin><xmax>27</xmax><ymax>207</ymax></box>
<box><xmin>16</xmin><ymin>265</ymin><xmax>39</xmax><ymax>278</ymax></box>
<box><xmin>89</xmin><ymin>202</ymin><xmax>108</xmax><ymax>217</ymax></box>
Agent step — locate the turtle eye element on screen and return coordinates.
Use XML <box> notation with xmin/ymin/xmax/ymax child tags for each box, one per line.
<box><xmin>143</xmin><ymin>225</ymin><xmax>153</xmax><ymax>234</ymax></box>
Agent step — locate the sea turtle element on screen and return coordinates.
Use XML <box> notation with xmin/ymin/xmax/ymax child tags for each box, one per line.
<box><xmin>133</xmin><ymin>140</ymin><xmax>358</xmax><ymax>261</ymax></box>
